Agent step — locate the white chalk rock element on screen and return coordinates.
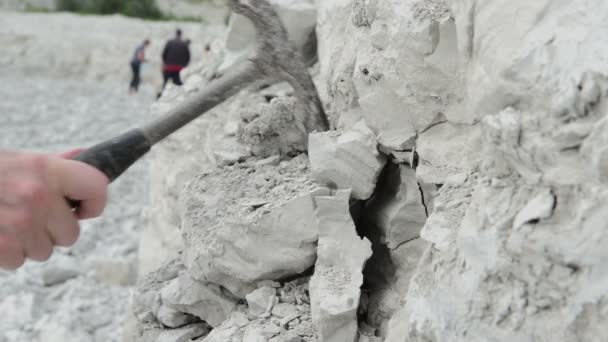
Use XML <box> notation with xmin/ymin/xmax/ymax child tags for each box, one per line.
<box><xmin>367</xmin><ymin>164</ymin><xmax>428</xmax><ymax>249</ymax></box>
<box><xmin>310</xmin><ymin>190</ymin><xmax>372</xmax><ymax>342</ymax></box>
<box><xmin>92</xmin><ymin>257</ymin><xmax>136</xmax><ymax>286</ymax></box>
<box><xmin>416</xmin><ymin>122</ymin><xmax>482</xmax><ymax>184</ymax></box>
<box><xmin>512</xmin><ymin>189</ymin><xmax>555</xmax><ymax>230</ymax></box>
<box><xmin>199</xmin><ymin>313</ymin><xmax>245</xmax><ymax>342</ymax></box>
<box><xmin>156</xmin><ymin>305</ymin><xmax>197</xmax><ymax>329</ymax></box>
<box><xmin>156</xmin><ymin>324</ymin><xmax>210</xmax><ymax>342</ymax></box>
<box><xmin>181</xmin><ymin>158</ymin><xmax>329</xmax><ymax>297</ymax></box>
<box><xmin>247</xmin><ymin>286</ymin><xmax>277</xmax><ymax>317</ymax></box>
<box><xmin>41</xmin><ymin>254</ymin><xmax>80</xmax><ymax>286</ymax></box>
<box><xmin>243</xmin><ymin>327</ymin><xmax>271</xmax><ymax>342</ymax></box>
<box><xmin>272</xmin><ymin>303</ymin><xmax>298</xmax><ymax>319</ymax></box>
<box><xmin>317</xmin><ymin>0</ymin><xmax>460</xmax><ymax>148</ymax></box>
<box><xmin>309</xmin><ymin>122</ymin><xmax>387</xmax><ymax>200</ymax></box>
<box><xmin>160</xmin><ymin>272</ymin><xmax>238</xmax><ymax>327</ymax></box>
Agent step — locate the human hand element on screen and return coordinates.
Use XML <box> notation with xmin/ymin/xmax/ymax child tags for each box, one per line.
<box><xmin>0</xmin><ymin>150</ymin><xmax>108</xmax><ymax>270</ymax></box>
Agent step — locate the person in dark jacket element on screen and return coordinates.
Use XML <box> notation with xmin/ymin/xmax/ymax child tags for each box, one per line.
<box><xmin>129</xmin><ymin>39</ymin><xmax>150</xmax><ymax>94</ymax></box>
<box><xmin>158</xmin><ymin>29</ymin><xmax>190</xmax><ymax>97</ymax></box>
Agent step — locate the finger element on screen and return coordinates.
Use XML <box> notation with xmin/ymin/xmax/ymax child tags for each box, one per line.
<box><xmin>48</xmin><ymin>158</ymin><xmax>108</xmax><ymax>218</ymax></box>
<box><xmin>0</xmin><ymin>233</ymin><xmax>26</xmax><ymax>270</ymax></box>
<box><xmin>1</xmin><ymin>206</ymin><xmax>53</xmax><ymax>262</ymax></box>
<box><xmin>1</xmin><ymin>175</ymin><xmax>54</xmax><ymax>261</ymax></box>
<box><xmin>58</xmin><ymin>149</ymin><xmax>85</xmax><ymax>159</ymax></box>
<box><xmin>46</xmin><ymin>195</ymin><xmax>80</xmax><ymax>247</ymax></box>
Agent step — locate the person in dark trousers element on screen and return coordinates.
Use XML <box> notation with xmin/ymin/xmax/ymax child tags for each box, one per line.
<box><xmin>158</xmin><ymin>29</ymin><xmax>190</xmax><ymax>98</ymax></box>
<box><xmin>129</xmin><ymin>39</ymin><xmax>150</xmax><ymax>94</ymax></box>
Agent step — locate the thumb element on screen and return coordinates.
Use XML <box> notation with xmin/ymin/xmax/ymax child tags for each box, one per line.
<box><xmin>47</xmin><ymin>157</ymin><xmax>109</xmax><ymax>219</ymax></box>
<box><xmin>58</xmin><ymin>148</ymin><xmax>85</xmax><ymax>159</ymax></box>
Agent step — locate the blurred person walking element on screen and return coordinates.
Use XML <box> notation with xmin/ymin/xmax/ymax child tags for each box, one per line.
<box><xmin>129</xmin><ymin>39</ymin><xmax>150</xmax><ymax>94</ymax></box>
<box><xmin>158</xmin><ymin>29</ymin><xmax>190</xmax><ymax>98</ymax></box>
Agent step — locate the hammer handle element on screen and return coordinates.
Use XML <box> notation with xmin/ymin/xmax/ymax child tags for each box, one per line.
<box><xmin>67</xmin><ymin>129</ymin><xmax>151</xmax><ymax>208</ymax></box>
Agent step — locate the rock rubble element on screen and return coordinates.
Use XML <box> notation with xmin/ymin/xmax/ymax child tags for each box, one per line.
<box><xmin>130</xmin><ymin>0</ymin><xmax>608</xmax><ymax>341</ymax></box>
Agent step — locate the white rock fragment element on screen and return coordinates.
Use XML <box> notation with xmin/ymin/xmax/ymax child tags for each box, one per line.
<box><xmin>260</xmin><ymin>323</ymin><xmax>281</xmax><ymax>338</ymax></box>
<box><xmin>232</xmin><ymin>311</ymin><xmax>250</xmax><ymax>328</ymax></box>
<box><xmin>247</xmin><ymin>286</ymin><xmax>277</xmax><ymax>317</ymax></box>
<box><xmin>93</xmin><ymin>258</ymin><xmax>136</xmax><ymax>286</ymax></box>
<box><xmin>272</xmin><ymin>303</ymin><xmax>298</xmax><ymax>319</ymax></box>
<box><xmin>156</xmin><ymin>305</ymin><xmax>196</xmax><ymax>329</ymax></box>
<box><xmin>416</xmin><ymin>122</ymin><xmax>482</xmax><ymax>184</ymax></box>
<box><xmin>310</xmin><ymin>190</ymin><xmax>373</xmax><ymax>342</ymax></box>
<box><xmin>512</xmin><ymin>189</ymin><xmax>555</xmax><ymax>230</ymax></box>
<box><xmin>156</xmin><ymin>324</ymin><xmax>210</xmax><ymax>342</ymax></box>
<box><xmin>199</xmin><ymin>312</ymin><xmax>246</xmax><ymax>342</ymax></box>
<box><xmin>181</xmin><ymin>157</ymin><xmax>330</xmax><ymax>297</ymax></box>
<box><xmin>160</xmin><ymin>272</ymin><xmax>237</xmax><ymax>327</ymax></box>
<box><xmin>309</xmin><ymin>122</ymin><xmax>387</xmax><ymax>200</ymax></box>
<box><xmin>367</xmin><ymin>164</ymin><xmax>428</xmax><ymax>249</ymax></box>
<box><xmin>42</xmin><ymin>254</ymin><xmax>80</xmax><ymax>286</ymax></box>
<box><xmin>243</xmin><ymin>328</ymin><xmax>269</xmax><ymax>342</ymax></box>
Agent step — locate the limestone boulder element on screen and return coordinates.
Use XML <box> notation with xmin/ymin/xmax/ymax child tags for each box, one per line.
<box><xmin>180</xmin><ymin>155</ymin><xmax>329</xmax><ymax>297</ymax></box>
<box><xmin>239</xmin><ymin>96</ymin><xmax>310</xmax><ymax>158</ymax></box>
<box><xmin>160</xmin><ymin>272</ymin><xmax>238</xmax><ymax>327</ymax></box>
<box><xmin>416</xmin><ymin>122</ymin><xmax>482</xmax><ymax>184</ymax></box>
<box><xmin>310</xmin><ymin>190</ymin><xmax>373</xmax><ymax>342</ymax></box>
<box><xmin>199</xmin><ymin>312</ymin><xmax>247</xmax><ymax>342</ymax></box>
<box><xmin>246</xmin><ymin>286</ymin><xmax>277</xmax><ymax>317</ymax></box>
<box><xmin>156</xmin><ymin>324</ymin><xmax>210</xmax><ymax>342</ymax></box>
<box><xmin>317</xmin><ymin>0</ymin><xmax>462</xmax><ymax>148</ymax></box>
<box><xmin>308</xmin><ymin>121</ymin><xmax>387</xmax><ymax>200</ymax></box>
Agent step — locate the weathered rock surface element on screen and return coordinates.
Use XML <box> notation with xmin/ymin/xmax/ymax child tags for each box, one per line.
<box><xmin>246</xmin><ymin>286</ymin><xmax>277</xmax><ymax>317</ymax></box>
<box><xmin>310</xmin><ymin>190</ymin><xmax>372</xmax><ymax>342</ymax></box>
<box><xmin>317</xmin><ymin>0</ymin><xmax>460</xmax><ymax>149</ymax></box>
<box><xmin>416</xmin><ymin>122</ymin><xmax>482</xmax><ymax>184</ymax></box>
<box><xmin>180</xmin><ymin>155</ymin><xmax>328</xmax><ymax>297</ymax></box>
<box><xmin>140</xmin><ymin>58</ymin><xmax>257</xmax><ymax>276</ymax></box>
<box><xmin>160</xmin><ymin>272</ymin><xmax>238</xmax><ymax>327</ymax></box>
<box><xmin>132</xmin><ymin>0</ymin><xmax>608</xmax><ymax>341</ymax></box>
<box><xmin>156</xmin><ymin>324</ymin><xmax>210</xmax><ymax>342</ymax></box>
<box><xmin>366</xmin><ymin>163</ymin><xmax>428</xmax><ymax>249</ymax></box>
<box><xmin>309</xmin><ymin>121</ymin><xmax>387</xmax><ymax>200</ymax></box>
<box><xmin>239</xmin><ymin>96</ymin><xmax>310</xmax><ymax>158</ymax></box>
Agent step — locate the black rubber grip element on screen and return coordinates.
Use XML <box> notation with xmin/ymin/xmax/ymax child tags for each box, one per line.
<box><xmin>67</xmin><ymin>129</ymin><xmax>151</xmax><ymax>209</ymax></box>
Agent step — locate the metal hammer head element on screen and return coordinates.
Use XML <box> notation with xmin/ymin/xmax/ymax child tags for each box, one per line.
<box><xmin>229</xmin><ymin>0</ymin><xmax>330</xmax><ymax>132</ymax></box>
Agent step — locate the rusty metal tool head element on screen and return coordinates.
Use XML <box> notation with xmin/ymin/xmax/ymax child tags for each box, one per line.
<box><xmin>68</xmin><ymin>0</ymin><xmax>329</xmax><ymax>192</ymax></box>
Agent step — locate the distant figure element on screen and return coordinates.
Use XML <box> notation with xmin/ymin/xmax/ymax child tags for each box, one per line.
<box><xmin>129</xmin><ymin>39</ymin><xmax>150</xmax><ymax>94</ymax></box>
<box><xmin>158</xmin><ymin>29</ymin><xmax>191</xmax><ymax>98</ymax></box>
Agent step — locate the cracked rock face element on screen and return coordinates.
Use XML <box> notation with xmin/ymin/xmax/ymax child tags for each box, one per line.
<box><xmin>134</xmin><ymin>0</ymin><xmax>608</xmax><ymax>341</ymax></box>
<box><xmin>366</xmin><ymin>163</ymin><xmax>428</xmax><ymax>249</ymax></box>
<box><xmin>308</xmin><ymin>121</ymin><xmax>387</xmax><ymax>200</ymax></box>
<box><xmin>310</xmin><ymin>190</ymin><xmax>372</xmax><ymax>342</ymax></box>
<box><xmin>179</xmin><ymin>155</ymin><xmax>327</xmax><ymax>297</ymax></box>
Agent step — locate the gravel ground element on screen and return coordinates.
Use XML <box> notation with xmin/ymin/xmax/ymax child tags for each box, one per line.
<box><xmin>0</xmin><ymin>68</ymin><xmax>154</xmax><ymax>342</ymax></box>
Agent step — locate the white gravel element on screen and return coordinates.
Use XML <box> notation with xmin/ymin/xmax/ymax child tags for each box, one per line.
<box><xmin>0</xmin><ymin>67</ymin><xmax>154</xmax><ymax>342</ymax></box>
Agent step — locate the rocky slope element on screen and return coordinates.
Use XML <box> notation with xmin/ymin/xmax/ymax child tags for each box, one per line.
<box><xmin>0</xmin><ymin>68</ymin><xmax>152</xmax><ymax>342</ymax></box>
<box><xmin>3</xmin><ymin>0</ymin><xmax>606</xmax><ymax>341</ymax></box>
<box><xmin>132</xmin><ymin>0</ymin><xmax>608</xmax><ymax>341</ymax></box>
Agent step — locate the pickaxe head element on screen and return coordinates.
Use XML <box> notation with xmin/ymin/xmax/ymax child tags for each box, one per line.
<box><xmin>229</xmin><ymin>0</ymin><xmax>330</xmax><ymax>132</ymax></box>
